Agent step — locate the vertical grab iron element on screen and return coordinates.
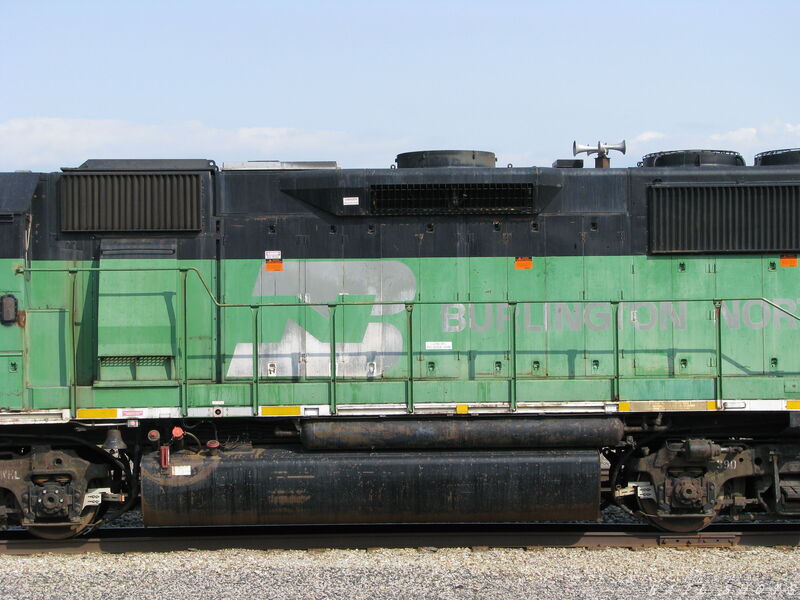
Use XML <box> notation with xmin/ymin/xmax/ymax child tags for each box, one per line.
<box><xmin>509</xmin><ymin>302</ymin><xmax>517</xmax><ymax>412</ymax></box>
<box><xmin>406</xmin><ymin>303</ymin><xmax>414</xmax><ymax>413</ymax></box>
<box><xmin>180</xmin><ymin>269</ymin><xmax>189</xmax><ymax>417</ymax></box>
<box><xmin>714</xmin><ymin>299</ymin><xmax>723</xmax><ymax>409</ymax></box>
<box><xmin>328</xmin><ymin>304</ymin><xmax>337</xmax><ymax>414</ymax></box>
<box><xmin>612</xmin><ymin>301</ymin><xmax>620</xmax><ymax>402</ymax></box>
<box><xmin>250</xmin><ymin>306</ymin><xmax>259</xmax><ymax>415</ymax></box>
<box><xmin>68</xmin><ymin>269</ymin><xmax>78</xmax><ymax>419</ymax></box>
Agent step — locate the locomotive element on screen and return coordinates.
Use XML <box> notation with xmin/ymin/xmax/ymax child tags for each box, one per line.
<box><xmin>2</xmin><ymin>143</ymin><xmax>800</xmax><ymax>538</ymax></box>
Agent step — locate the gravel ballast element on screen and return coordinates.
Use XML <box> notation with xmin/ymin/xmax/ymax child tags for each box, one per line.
<box><xmin>0</xmin><ymin>546</ymin><xmax>798</xmax><ymax>600</ymax></box>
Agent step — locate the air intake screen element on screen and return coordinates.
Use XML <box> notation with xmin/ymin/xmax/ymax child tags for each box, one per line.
<box><xmin>649</xmin><ymin>184</ymin><xmax>800</xmax><ymax>253</ymax></box>
<box><xmin>61</xmin><ymin>173</ymin><xmax>202</xmax><ymax>232</ymax></box>
<box><xmin>370</xmin><ymin>183</ymin><xmax>535</xmax><ymax>215</ymax></box>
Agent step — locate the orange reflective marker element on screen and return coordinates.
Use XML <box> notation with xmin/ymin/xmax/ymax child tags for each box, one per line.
<box><xmin>515</xmin><ymin>257</ymin><xmax>533</xmax><ymax>270</ymax></box>
<box><xmin>265</xmin><ymin>259</ymin><xmax>284</xmax><ymax>271</ymax></box>
<box><xmin>780</xmin><ymin>255</ymin><xmax>798</xmax><ymax>268</ymax></box>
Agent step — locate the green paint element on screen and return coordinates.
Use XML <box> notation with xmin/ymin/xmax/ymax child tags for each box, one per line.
<box><xmin>3</xmin><ymin>254</ymin><xmax>800</xmax><ymax>414</ymax></box>
<box><xmin>0</xmin><ymin>354</ymin><xmax>23</xmax><ymax>409</ymax></box>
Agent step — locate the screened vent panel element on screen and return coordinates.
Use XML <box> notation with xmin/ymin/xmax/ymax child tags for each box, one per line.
<box><xmin>61</xmin><ymin>173</ymin><xmax>202</xmax><ymax>232</ymax></box>
<box><xmin>649</xmin><ymin>184</ymin><xmax>800</xmax><ymax>253</ymax></box>
<box><xmin>370</xmin><ymin>183</ymin><xmax>535</xmax><ymax>215</ymax></box>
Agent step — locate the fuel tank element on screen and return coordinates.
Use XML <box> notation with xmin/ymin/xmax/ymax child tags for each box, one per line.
<box><xmin>141</xmin><ymin>446</ymin><xmax>600</xmax><ymax>526</ymax></box>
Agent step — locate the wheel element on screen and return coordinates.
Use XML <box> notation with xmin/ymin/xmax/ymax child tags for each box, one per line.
<box><xmin>642</xmin><ymin>514</ymin><xmax>716</xmax><ymax>533</ymax></box>
<box><xmin>25</xmin><ymin>506</ymin><xmax>99</xmax><ymax>540</ymax></box>
<box><xmin>637</xmin><ymin>497</ymin><xmax>718</xmax><ymax>532</ymax></box>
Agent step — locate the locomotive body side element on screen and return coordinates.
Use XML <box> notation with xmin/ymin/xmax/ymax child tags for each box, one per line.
<box><xmin>1</xmin><ymin>153</ymin><xmax>800</xmax><ymax>536</ymax></box>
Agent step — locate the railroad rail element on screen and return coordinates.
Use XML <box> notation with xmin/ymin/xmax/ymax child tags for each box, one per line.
<box><xmin>1</xmin><ymin>524</ymin><xmax>799</xmax><ymax>554</ymax></box>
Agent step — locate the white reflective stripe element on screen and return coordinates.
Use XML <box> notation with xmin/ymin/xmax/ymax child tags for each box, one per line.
<box><xmin>187</xmin><ymin>407</ymin><xmax>253</xmax><ymax>418</ymax></box>
<box><xmin>0</xmin><ymin>410</ymin><xmax>70</xmax><ymax>424</ymax></box>
<box><xmin>616</xmin><ymin>399</ymin><xmax>788</xmax><ymax>413</ymax></box>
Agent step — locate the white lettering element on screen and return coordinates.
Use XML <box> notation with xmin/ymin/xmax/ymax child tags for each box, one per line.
<box><xmin>743</xmin><ymin>300</ymin><xmax>770</xmax><ymax>330</ymax></box>
<box><xmin>442</xmin><ymin>304</ymin><xmax>466</xmax><ymax>333</ymax></box>
<box><xmin>470</xmin><ymin>304</ymin><xmax>494</xmax><ymax>332</ymax></box>
<box><xmin>721</xmin><ymin>301</ymin><xmax>740</xmax><ymax>329</ymax></box>
<box><xmin>632</xmin><ymin>302</ymin><xmax>658</xmax><ymax>331</ymax></box>
<box><xmin>553</xmin><ymin>303</ymin><xmax>582</xmax><ymax>332</ymax></box>
<box><xmin>584</xmin><ymin>303</ymin><xmax>611</xmax><ymax>331</ymax></box>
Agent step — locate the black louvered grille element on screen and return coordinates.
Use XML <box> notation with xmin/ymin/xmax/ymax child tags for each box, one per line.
<box><xmin>649</xmin><ymin>184</ymin><xmax>800</xmax><ymax>253</ymax></box>
<box><xmin>370</xmin><ymin>183</ymin><xmax>535</xmax><ymax>215</ymax></box>
<box><xmin>61</xmin><ymin>173</ymin><xmax>202</xmax><ymax>232</ymax></box>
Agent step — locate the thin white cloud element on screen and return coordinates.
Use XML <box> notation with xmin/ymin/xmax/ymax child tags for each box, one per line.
<box><xmin>710</xmin><ymin>127</ymin><xmax>759</xmax><ymax>144</ymax></box>
<box><xmin>0</xmin><ymin>117</ymin><xmax>409</xmax><ymax>171</ymax></box>
<box><xmin>783</xmin><ymin>122</ymin><xmax>800</xmax><ymax>135</ymax></box>
<box><xmin>632</xmin><ymin>131</ymin><xmax>665</xmax><ymax>143</ymax></box>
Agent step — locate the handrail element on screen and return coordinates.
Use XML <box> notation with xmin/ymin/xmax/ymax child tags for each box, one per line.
<box><xmin>18</xmin><ymin>265</ymin><xmax>800</xmax><ymax>418</ymax></box>
<box><xmin>18</xmin><ymin>265</ymin><xmax>800</xmax><ymax>320</ymax></box>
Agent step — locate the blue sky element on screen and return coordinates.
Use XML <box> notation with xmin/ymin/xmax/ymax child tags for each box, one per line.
<box><xmin>2</xmin><ymin>0</ymin><xmax>799</xmax><ymax>170</ymax></box>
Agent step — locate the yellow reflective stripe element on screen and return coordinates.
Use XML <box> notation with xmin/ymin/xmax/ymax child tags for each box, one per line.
<box><xmin>787</xmin><ymin>400</ymin><xmax>800</xmax><ymax>410</ymax></box>
<box><xmin>706</xmin><ymin>400</ymin><xmax>718</xmax><ymax>411</ymax></box>
<box><xmin>617</xmin><ymin>401</ymin><xmax>631</xmax><ymax>412</ymax></box>
<box><xmin>260</xmin><ymin>406</ymin><xmax>302</xmax><ymax>416</ymax></box>
<box><xmin>455</xmin><ymin>404</ymin><xmax>469</xmax><ymax>414</ymax></box>
<box><xmin>76</xmin><ymin>408</ymin><xmax>118</xmax><ymax>419</ymax></box>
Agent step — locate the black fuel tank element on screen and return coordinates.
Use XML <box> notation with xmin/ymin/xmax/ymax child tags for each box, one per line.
<box><xmin>141</xmin><ymin>447</ymin><xmax>600</xmax><ymax>526</ymax></box>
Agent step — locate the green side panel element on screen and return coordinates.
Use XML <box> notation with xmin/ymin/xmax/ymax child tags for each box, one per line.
<box><xmin>417</xmin><ymin>256</ymin><xmax>463</xmax><ymax>380</ymax></box>
<box><xmin>762</xmin><ymin>256</ymin><xmax>800</xmax><ymax>375</ymax></box>
<box><xmin>619</xmin><ymin>377</ymin><xmax>715</xmax><ymax>402</ymax></box>
<box><xmin>93</xmin><ymin>258</ymin><xmax>218</xmax><ymax>385</ymax></box>
<box><xmin>724</xmin><ymin>376</ymin><xmax>797</xmax><ymax>400</ymax></box>
<box><xmin>29</xmin><ymin>387</ymin><xmax>69</xmax><ymax>410</ymax></box>
<box><xmin>715</xmin><ymin>256</ymin><xmax>764</xmax><ymax>300</ymax></box>
<box><xmin>516</xmin><ymin>379</ymin><xmax>611</xmax><ymax>402</ymax></box>
<box><xmin>542</xmin><ymin>257</ymin><xmax>585</xmax><ymax>378</ymax></box>
<box><xmin>188</xmin><ymin>384</ymin><xmax>249</xmax><ymax>407</ymax></box>
<box><xmin>0</xmin><ymin>354</ymin><xmax>23</xmax><ymax>409</ymax></box>
<box><xmin>25</xmin><ymin>310</ymin><xmax>70</xmax><ymax>389</ymax></box>
<box><xmin>264</xmin><ymin>382</ymin><xmax>346</xmax><ymax>405</ymax></box>
<box><xmin>412</xmin><ymin>380</ymin><xmax>510</xmax><ymax>404</ymax></box>
<box><xmin>97</xmin><ymin>261</ymin><xmax>178</xmax><ymax>358</ymax></box>
<box><xmin>74</xmin><ymin>268</ymin><xmax>99</xmax><ymax>385</ymax></box>
<box><xmin>584</xmin><ymin>256</ymin><xmax>628</xmax><ymax>378</ymax></box>
<box><xmin>330</xmin><ymin>381</ymin><xmax>407</xmax><ymax>405</ymax></box>
<box><xmin>84</xmin><ymin>386</ymin><xmax>180</xmax><ymax>408</ymax></box>
<box><xmin>463</xmin><ymin>257</ymin><xmax>510</xmax><ymax>379</ymax></box>
<box><xmin>718</xmin><ymin>257</ymin><xmax>766</xmax><ymax>376</ymax></box>
<box><xmin>184</xmin><ymin>260</ymin><xmax>216</xmax><ymax>381</ymax></box>
<box><xmin>0</xmin><ymin>259</ymin><xmax>24</xmax><ymax>409</ymax></box>
<box><xmin>12</xmin><ymin>252</ymin><xmax>800</xmax><ymax>412</ymax></box>
<box><xmin>18</xmin><ymin>258</ymin><xmax>218</xmax><ymax>409</ymax></box>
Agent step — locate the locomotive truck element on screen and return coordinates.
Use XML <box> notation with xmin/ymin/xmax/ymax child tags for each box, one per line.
<box><xmin>1</xmin><ymin>145</ymin><xmax>800</xmax><ymax>538</ymax></box>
